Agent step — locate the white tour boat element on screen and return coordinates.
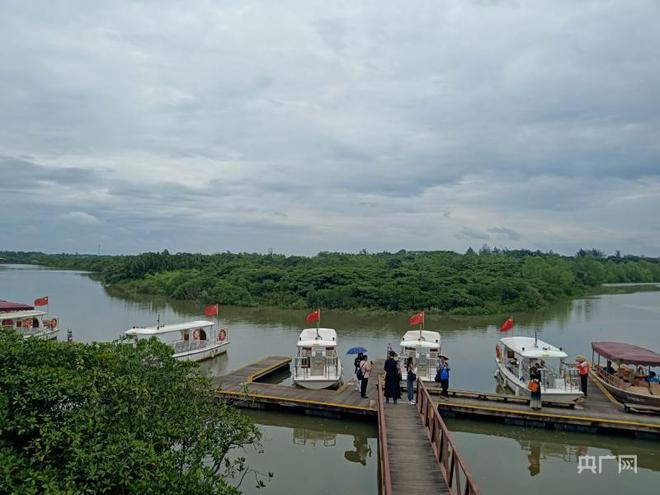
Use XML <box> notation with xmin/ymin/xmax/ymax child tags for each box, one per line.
<box><xmin>495</xmin><ymin>336</ymin><xmax>583</xmax><ymax>405</ymax></box>
<box><xmin>399</xmin><ymin>330</ymin><xmax>442</xmax><ymax>381</ymax></box>
<box><xmin>293</xmin><ymin>328</ymin><xmax>343</xmax><ymax>389</ymax></box>
<box><xmin>0</xmin><ymin>309</ymin><xmax>60</xmax><ymax>340</ymax></box>
<box><xmin>125</xmin><ymin>320</ymin><xmax>229</xmax><ymax>362</ymax></box>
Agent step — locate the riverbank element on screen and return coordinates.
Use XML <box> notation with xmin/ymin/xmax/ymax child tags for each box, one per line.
<box><xmin>3</xmin><ymin>249</ymin><xmax>660</xmax><ymax>316</ymax></box>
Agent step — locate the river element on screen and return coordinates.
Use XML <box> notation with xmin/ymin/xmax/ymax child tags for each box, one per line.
<box><xmin>1</xmin><ymin>264</ymin><xmax>658</xmax><ymax>493</ymax></box>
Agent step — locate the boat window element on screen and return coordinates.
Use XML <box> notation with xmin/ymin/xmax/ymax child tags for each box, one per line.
<box><xmin>1</xmin><ymin>319</ymin><xmax>13</xmax><ymax>327</ymax></box>
<box><xmin>33</xmin><ymin>318</ymin><xmax>40</xmax><ymax>328</ymax></box>
<box><xmin>198</xmin><ymin>328</ymin><xmax>207</xmax><ymax>341</ymax></box>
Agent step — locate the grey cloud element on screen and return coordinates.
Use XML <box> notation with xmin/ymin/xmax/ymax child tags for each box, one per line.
<box><xmin>1</xmin><ymin>1</ymin><xmax>660</xmax><ymax>255</ymax></box>
<box><xmin>488</xmin><ymin>227</ymin><xmax>522</xmax><ymax>241</ymax></box>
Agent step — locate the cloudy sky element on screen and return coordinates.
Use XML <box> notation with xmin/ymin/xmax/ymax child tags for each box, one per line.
<box><xmin>1</xmin><ymin>0</ymin><xmax>659</xmax><ymax>256</ymax></box>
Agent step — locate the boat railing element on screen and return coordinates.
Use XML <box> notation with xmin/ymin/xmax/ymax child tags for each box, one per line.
<box><xmin>293</xmin><ymin>355</ymin><xmax>340</xmax><ymax>379</ymax></box>
<box><xmin>376</xmin><ymin>375</ymin><xmax>393</xmax><ymax>495</ymax></box>
<box><xmin>416</xmin><ymin>379</ymin><xmax>480</xmax><ymax>495</ymax></box>
<box><xmin>171</xmin><ymin>339</ymin><xmax>212</xmax><ymax>354</ymax></box>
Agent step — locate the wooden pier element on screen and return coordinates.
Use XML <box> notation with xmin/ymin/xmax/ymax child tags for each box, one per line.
<box><xmin>431</xmin><ymin>372</ymin><xmax>660</xmax><ymax>439</ymax></box>
<box><xmin>215</xmin><ymin>356</ymin><xmax>478</xmax><ymax>495</ymax></box>
<box><xmin>215</xmin><ymin>356</ymin><xmax>660</xmax><ymax>494</ymax></box>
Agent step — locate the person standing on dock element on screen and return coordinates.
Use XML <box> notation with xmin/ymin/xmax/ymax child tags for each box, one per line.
<box><xmin>354</xmin><ymin>352</ymin><xmax>364</xmax><ymax>391</ymax></box>
<box><xmin>576</xmin><ymin>356</ymin><xmax>590</xmax><ymax>397</ymax></box>
<box><xmin>359</xmin><ymin>355</ymin><xmax>372</xmax><ymax>399</ymax></box>
<box><xmin>384</xmin><ymin>351</ymin><xmax>400</xmax><ymax>403</ymax></box>
<box><xmin>405</xmin><ymin>356</ymin><xmax>417</xmax><ymax>405</ymax></box>
<box><xmin>529</xmin><ymin>363</ymin><xmax>542</xmax><ymax>410</ymax></box>
<box><xmin>439</xmin><ymin>358</ymin><xmax>450</xmax><ymax>397</ymax></box>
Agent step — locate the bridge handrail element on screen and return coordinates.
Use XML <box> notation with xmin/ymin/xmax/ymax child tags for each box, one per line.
<box><xmin>416</xmin><ymin>379</ymin><xmax>480</xmax><ymax>495</ymax></box>
<box><xmin>376</xmin><ymin>375</ymin><xmax>393</xmax><ymax>495</ymax></box>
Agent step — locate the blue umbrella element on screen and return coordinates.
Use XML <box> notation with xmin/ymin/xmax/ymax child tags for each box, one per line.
<box><xmin>346</xmin><ymin>346</ymin><xmax>368</xmax><ymax>355</ymax></box>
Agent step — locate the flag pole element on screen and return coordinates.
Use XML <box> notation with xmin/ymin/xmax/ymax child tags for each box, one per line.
<box><xmin>316</xmin><ymin>308</ymin><xmax>320</xmax><ymax>339</ymax></box>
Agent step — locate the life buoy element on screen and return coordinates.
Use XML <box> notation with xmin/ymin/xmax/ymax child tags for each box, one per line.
<box><xmin>218</xmin><ymin>328</ymin><xmax>227</xmax><ymax>341</ymax></box>
<box><xmin>495</xmin><ymin>344</ymin><xmax>501</xmax><ymax>360</ymax></box>
<box><xmin>21</xmin><ymin>319</ymin><xmax>32</xmax><ymax>329</ymax></box>
<box><xmin>49</xmin><ymin>318</ymin><xmax>58</xmax><ymax>329</ymax></box>
<box><xmin>192</xmin><ymin>329</ymin><xmax>201</xmax><ymax>340</ymax></box>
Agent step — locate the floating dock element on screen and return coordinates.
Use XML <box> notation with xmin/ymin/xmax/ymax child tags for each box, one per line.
<box><xmin>215</xmin><ymin>356</ymin><xmax>660</xmax><ymax>494</ymax></box>
<box><xmin>432</xmin><ymin>372</ymin><xmax>660</xmax><ymax>439</ymax></box>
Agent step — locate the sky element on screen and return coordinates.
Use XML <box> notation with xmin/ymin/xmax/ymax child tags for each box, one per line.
<box><xmin>1</xmin><ymin>0</ymin><xmax>659</xmax><ymax>256</ymax></box>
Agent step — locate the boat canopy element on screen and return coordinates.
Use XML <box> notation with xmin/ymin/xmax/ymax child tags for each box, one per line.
<box><xmin>400</xmin><ymin>330</ymin><xmax>441</xmax><ymax>349</ymax></box>
<box><xmin>0</xmin><ymin>300</ymin><xmax>34</xmax><ymax>311</ymax></box>
<box><xmin>591</xmin><ymin>342</ymin><xmax>660</xmax><ymax>366</ymax></box>
<box><xmin>125</xmin><ymin>320</ymin><xmax>215</xmax><ymax>336</ymax></box>
<box><xmin>500</xmin><ymin>336</ymin><xmax>567</xmax><ymax>359</ymax></box>
<box><xmin>0</xmin><ymin>310</ymin><xmax>47</xmax><ymax>320</ymax></box>
<box><xmin>297</xmin><ymin>328</ymin><xmax>337</xmax><ymax>347</ymax></box>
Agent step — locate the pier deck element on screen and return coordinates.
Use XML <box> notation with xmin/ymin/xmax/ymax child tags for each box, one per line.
<box><xmin>214</xmin><ymin>356</ymin><xmax>379</xmax><ymax>417</ymax></box>
<box><xmin>432</xmin><ymin>375</ymin><xmax>660</xmax><ymax>438</ymax></box>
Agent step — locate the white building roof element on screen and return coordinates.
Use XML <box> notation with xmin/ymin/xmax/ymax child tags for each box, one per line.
<box><xmin>400</xmin><ymin>330</ymin><xmax>441</xmax><ymax>349</ymax></box>
<box><xmin>500</xmin><ymin>336</ymin><xmax>567</xmax><ymax>359</ymax></box>
<box><xmin>297</xmin><ymin>328</ymin><xmax>338</xmax><ymax>347</ymax></box>
<box><xmin>0</xmin><ymin>310</ymin><xmax>47</xmax><ymax>319</ymax></box>
<box><xmin>125</xmin><ymin>320</ymin><xmax>214</xmax><ymax>336</ymax></box>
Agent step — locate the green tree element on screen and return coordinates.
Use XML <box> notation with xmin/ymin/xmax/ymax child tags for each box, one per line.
<box><xmin>0</xmin><ymin>329</ymin><xmax>266</xmax><ymax>494</ymax></box>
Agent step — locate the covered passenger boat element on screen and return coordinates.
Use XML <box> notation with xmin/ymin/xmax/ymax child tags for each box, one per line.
<box><xmin>125</xmin><ymin>320</ymin><xmax>229</xmax><ymax>362</ymax></box>
<box><xmin>293</xmin><ymin>328</ymin><xmax>343</xmax><ymax>389</ymax></box>
<box><xmin>399</xmin><ymin>330</ymin><xmax>442</xmax><ymax>382</ymax></box>
<box><xmin>495</xmin><ymin>336</ymin><xmax>583</xmax><ymax>405</ymax></box>
<box><xmin>0</xmin><ymin>306</ymin><xmax>60</xmax><ymax>340</ymax></box>
<box><xmin>591</xmin><ymin>341</ymin><xmax>660</xmax><ymax>408</ymax></box>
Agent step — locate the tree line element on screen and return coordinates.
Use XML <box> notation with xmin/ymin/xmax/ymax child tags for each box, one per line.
<box><xmin>2</xmin><ymin>248</ymin><xmax>660</xmax><ymax>314</ymax></box>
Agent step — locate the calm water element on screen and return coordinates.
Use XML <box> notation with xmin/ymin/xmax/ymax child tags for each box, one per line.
<box><xmin>1</xmin><ymin>264</ymin><xmax>659</xmax><ymax>493</ymax></box>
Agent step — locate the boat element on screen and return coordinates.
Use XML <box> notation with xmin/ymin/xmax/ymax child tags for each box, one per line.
<box><xmin>591</xmin><ymin>341</ymin><xmax>660</xmax><ymax>408</ymax></box>
<box><xmin>398</xmin><ymin>330</ymin><xmax>442</xmax><ymax>382</ymax></box>
<box><xmin>292</xmin><ymin>328</ymin><xmax>343</xmax><ymax>389</ymax></box>
<box><xmin>124</xmin><ymin>320</ymin><xmax>229</xmax><ymax>362</ymax></box>
<box><xmin>0</xmin><ymin>307</ymin><xmax>60</xmax><ymax>340</ymax></box>
<box><xmin>495</xmin><ymin>336</ymin><xmax>583</xmax><ymax>405</ymax></box>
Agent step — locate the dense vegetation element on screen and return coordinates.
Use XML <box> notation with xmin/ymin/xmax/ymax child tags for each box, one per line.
<box><xmin>0</xmin><ymin>329</ymin><xmax>265</xmax><ymax>494</ymax></box>
<box><xmin>2</xmin><ymin>248</ymin><xmax>660</xmax><ymax>315</ymax></box>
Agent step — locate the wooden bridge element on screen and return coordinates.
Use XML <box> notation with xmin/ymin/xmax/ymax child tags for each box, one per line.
<box><xmin>215</xmin><ymin>356</ymin><xmax>478</xmax><ymax>494</ymax></box>
<box><xmin>215</xmin><ymin>356</ymin><xmax>660</xmax><ymax>494</ymax></box>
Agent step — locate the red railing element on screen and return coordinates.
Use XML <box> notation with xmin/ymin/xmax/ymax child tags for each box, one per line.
<box><xmin>416</xmin><ymin>379</ymin><xmax>480</xmax><ymax>495</ymax></box>
<box><xmin>376</xmin><ymin>376</ymin><xmax>393</xmax><ymax>495</ymax></box>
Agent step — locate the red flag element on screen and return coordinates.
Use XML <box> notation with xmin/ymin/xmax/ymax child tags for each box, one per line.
<box><xmin>409</xmin><ymin>311</ymin><xmax>424</xmax><ymax>326</ymax></box>
<box><xmin>34</xmin><ymin>296</ymin><xmax>49</xmax><ymax>307</ymax></box>
<box><xmin>204</xmin><ymin>304</ymin><xmax>219</xmax><ymax>317</ymax></box>
<box><xmin>305</xmin><ymin>309</ymin><xmax>320</xmax><ymax>324</ymax></box>
<box><xmin>499</xmin><ymin>317</ymin><xmax>514</xmax><ymax>332</ymax></box>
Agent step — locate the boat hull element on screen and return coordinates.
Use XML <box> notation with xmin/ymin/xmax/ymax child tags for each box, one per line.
<box><xmin>173</xmin><ymin>341</ymin><xmax>229</xmax><ymax>362</ymax></box>
<box><xmin>592</xmin><ymin>373</ymin><xmax>660</xmax><ymax>408</ymax></box>
<box><xmin>23</xmin><ymin>328</ymin><xmax>59</xmax><ymax>340</ymax></box>
<box><xmin>293</xmin><ymin>377</ymin><xmax>343</xmax><ymax>390</ymax></box>
<box><xmin>495</xmin><ymin>359</ymin><xmax>583</xmax><ymax>404</ymax></box>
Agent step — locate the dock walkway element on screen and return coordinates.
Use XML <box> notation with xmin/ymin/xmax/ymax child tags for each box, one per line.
<box><xmin>432</xmin><ymin>375</ymin><xmax>660</xmax><ymax>438</ymax></box>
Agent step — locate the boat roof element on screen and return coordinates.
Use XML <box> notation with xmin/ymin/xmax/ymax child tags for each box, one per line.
<box><xmin>500</xmin><ymin>336</ymin><xmax>567</xmax><ymax>359</ymax></box>
<box><xmin>125</xmin><ymin>320</ymin><xmax>215</xmax><ymax>336</ymax></box>
<box><xmin>400</xmin><ymin>330</ymin><xmax>441</xmax><ymax>349</ymax></box>
<box><xmin>0</xmin><ymin>300</ymin><xmax>34</xmax><ymax>311</ymax></box>
<box><xmin>592</xmin><ymin>341</ymin><xmax>660</xmax><ymax>366</ymax></box>
<box><xmin>297</xmin><ymin>328</ymin><xmax>338</xmax><ymax>347</ymax></box>
<box><xmin>0</xmin><ymin>310</ymin><xmax>47</xmax><ymax>319</ymax></box>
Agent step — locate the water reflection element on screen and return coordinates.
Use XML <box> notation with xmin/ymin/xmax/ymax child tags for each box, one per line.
<box><xmin>448</xmin><ymin>419</ymin><xmax>660</xmax><ymax>472</ymax></box>
<box><xmin>343</xmin><ymin>434</ymin><xmax>372</xmax><ymax>466</ymax></box>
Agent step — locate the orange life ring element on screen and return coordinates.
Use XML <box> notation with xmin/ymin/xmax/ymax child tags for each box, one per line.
<box><xmin>192</xmin><ymin>329</ymin><xmax>201</xmax><ymax>340</ymax></box>
<box><xmin>49</xmin><ymin>318</ymin><xmax>58</xmax><ymax>329</ymax></box>
<box><xmin>22</xmin><ymin>319</ymin><xmax>32</xmax><ymax>329</ymax></box>
<box><xmin>218</xmin><ymin>328</ymin><xmax>227</xmax><ymax>341</ymax></box>
<box><xmin>495</xmin><ymin>344</ymin><xmax>501</xmax><ymax>359</ymax></box>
